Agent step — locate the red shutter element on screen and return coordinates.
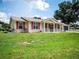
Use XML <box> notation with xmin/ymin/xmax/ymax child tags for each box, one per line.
<box><xmin>31</xmin><ymin>21</ymin><xmax>34</xmax><ymax>29</ymax></box>
<box><xmin>23</xmin><ymin>22</ymin><xmax>26</xmax><ymax>29</ymax></box>
<box><xmin>16</xmin><ymin>21</ymin><xmax>18</xmax><ymax>29</ymax></box>
<box><xmin>38</xmin><ymin>22</ymin><xmax>40</xmax><ymax>29</ymax></box>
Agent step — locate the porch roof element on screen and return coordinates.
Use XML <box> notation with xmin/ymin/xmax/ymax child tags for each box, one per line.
<box><xmin>43</xmin><ymin>18</ymin><xmax>69</xmax><ymax>26</ymax></box>
<box><xmin>43</xmin><ymin>18</ymin><xmax>60</xmax><ymax>24</ymax></box>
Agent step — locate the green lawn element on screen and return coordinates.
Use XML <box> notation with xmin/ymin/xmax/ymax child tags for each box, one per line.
<box><xmin>0</xmin><ymin>32</ymin><xmax>79</xmax><ymax>59</ymax></box>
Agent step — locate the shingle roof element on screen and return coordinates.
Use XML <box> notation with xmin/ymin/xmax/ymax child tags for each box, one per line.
<box><xmin>10</xmin><ymin>16</ymin><xmax>25</xmax><ymax>21</ymax></box>
<box><xmin>21</xmin><ymin>17</ymin><xmax>42</xmax><ymax>22</ymax></box>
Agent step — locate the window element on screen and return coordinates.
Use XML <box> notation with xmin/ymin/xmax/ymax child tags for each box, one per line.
<box><xmin>34</xmin><ymin>22</ymin><xmax>38</xmax><ymax>29</ymax></box>
<box><xmin>31</xmin><ymin>22</ymin><xmax>40</xmax><ymax>29</ymax></box>
<box><xmin>19</xmin><ymin>21</ymin><xmax>23</xmax><ymax>29</ymax></box>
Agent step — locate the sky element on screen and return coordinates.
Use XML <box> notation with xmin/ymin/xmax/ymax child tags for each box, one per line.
<box><xmin>0</xmin><ymin>0</ymin><xmax>72</xmax><ymax>23</ymax></box>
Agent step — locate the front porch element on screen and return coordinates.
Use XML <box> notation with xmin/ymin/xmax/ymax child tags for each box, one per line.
<box><xmin>43</xmin><ymin>20</ymin><xmax>63</xmax><ymax>32</ymax></box>
<box><xmin>45</xmin><ymin>23</ymin><xmax>54</xmax><ymax>32</ymax></box>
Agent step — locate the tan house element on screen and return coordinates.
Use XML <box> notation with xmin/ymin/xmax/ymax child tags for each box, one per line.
<box><xmin>10</xmin><ymin>16</ymin><xmax>69</xmax><ymax>33</ymax></box>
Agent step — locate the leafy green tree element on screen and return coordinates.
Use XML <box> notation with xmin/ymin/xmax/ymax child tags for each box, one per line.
<box><xmin>70</xmin><ymin>24</ymin><xmax>79</xmax><ymax>29</ymax></box>
<box><xmin>2</xmin><ymin>23</ymin><xmax>10</xmax><ymax>31</ymax></box>
<box><xmin>54</xmin><ymin>1</ymin><xmax>79</xmax><ymax>24</ymax></box>
<box><xmin>72</xmin><ymin>2</ymin><xmax>79</xmax><ymax>19</ymax></box>
<box><xmin>0</xmin><ymin>21</ymin><xmax>10</xmax><ymax>32</ymax></box>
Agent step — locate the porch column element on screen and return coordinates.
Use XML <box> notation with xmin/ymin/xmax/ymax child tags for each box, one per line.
<box><xmin>60</xmin><ymin>24</ymin><xmax>62</xmax><ymax>32</ymax></box>
<box><xmin>61</xmin><ymin>25</ymin><xmax>64</xmax><ymax>31</ymax></box>
<box><xmin>44</xmin><ymin>22</ymin><xmax>45</xmax><ymax>32</ymax></box>
<box><xmin>61</xmin><ymin>24</ymin><xmax>63</xmax><ymax>32</ymax></box>
<box><xmin>53</xmin><ymin>23</ymin><xmax>55</xmax><ymax>32</ymax></box>
<box><xmin>59</xmin><ymin>24</ymin><xmax>61</xmax><ymax>32</ymax></box>
<box><xmin>47</xmin><ymin>23</ymin><xmax>49</xmax><ymax>32</ymax></box>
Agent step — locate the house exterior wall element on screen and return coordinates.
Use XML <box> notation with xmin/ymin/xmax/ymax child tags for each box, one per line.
<box><xmin>16</xmin><ymin>21</ymin><xmax>27</xmax><ymax>33</ymax></box>
<box><xmin>13</xmin><ymin>21</ymin><xmax>69</xmax><ymax>33</ymax></box>
<box><xmin>11</xmin><ymin>20</ymin><xmax>27</xmax><ymax>32</ymax></box>
<box><xmin>14</xmin><ymin>21</ymin><xmax>24</xmax><ymax>32</ymax></box>
<box><xmin>28</xmin><ymin>21</ymin><xmax>42</xmax><ymax>33</ymax></box>
<box><xmin>10</xmin><ymin>17</ymin><xmax>69</xmax><ymax>33</ymax></box>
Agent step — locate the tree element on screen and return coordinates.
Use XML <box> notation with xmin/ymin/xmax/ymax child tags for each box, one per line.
<box><xmin>0</xmin><ymin>21</ymin><xmax>10</xmax><ymax>32</ymax></box>
<box><xmin>54</xmin><ymin>1</ymin><xmax>79</xmax><ymax>24</ymax></box>
<box><xmin>2</xmin><ymin>23</ymin><xmax>10</xmax><ymax>31</ymax></box>
<box><xmin>70</xmin><ymin>24</ymin><xmax>79</xmax><ymax>29</ymax></box>
<box><xmin>72</xmin><ymin>2</ymin><xmax>79</xmax><ymax>20</ymax></box>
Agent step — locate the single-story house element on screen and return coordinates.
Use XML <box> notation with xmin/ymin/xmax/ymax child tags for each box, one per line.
<box><xmin>10</xmin><ymin>16</ymin><xmax>69</xmax><ymax>33</ymax></box>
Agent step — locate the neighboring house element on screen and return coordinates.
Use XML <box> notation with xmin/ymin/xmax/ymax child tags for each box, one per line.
<box><xmin>10</xmin><ymin>16</ymin><xmax>69</xmax><ymax>33</ymax></box>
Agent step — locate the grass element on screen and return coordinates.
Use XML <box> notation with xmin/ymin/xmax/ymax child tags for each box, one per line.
<box><xmin>0</xmin><ymin>32</ymin><xmax>79</xmax><ymax>59</ymax></box>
